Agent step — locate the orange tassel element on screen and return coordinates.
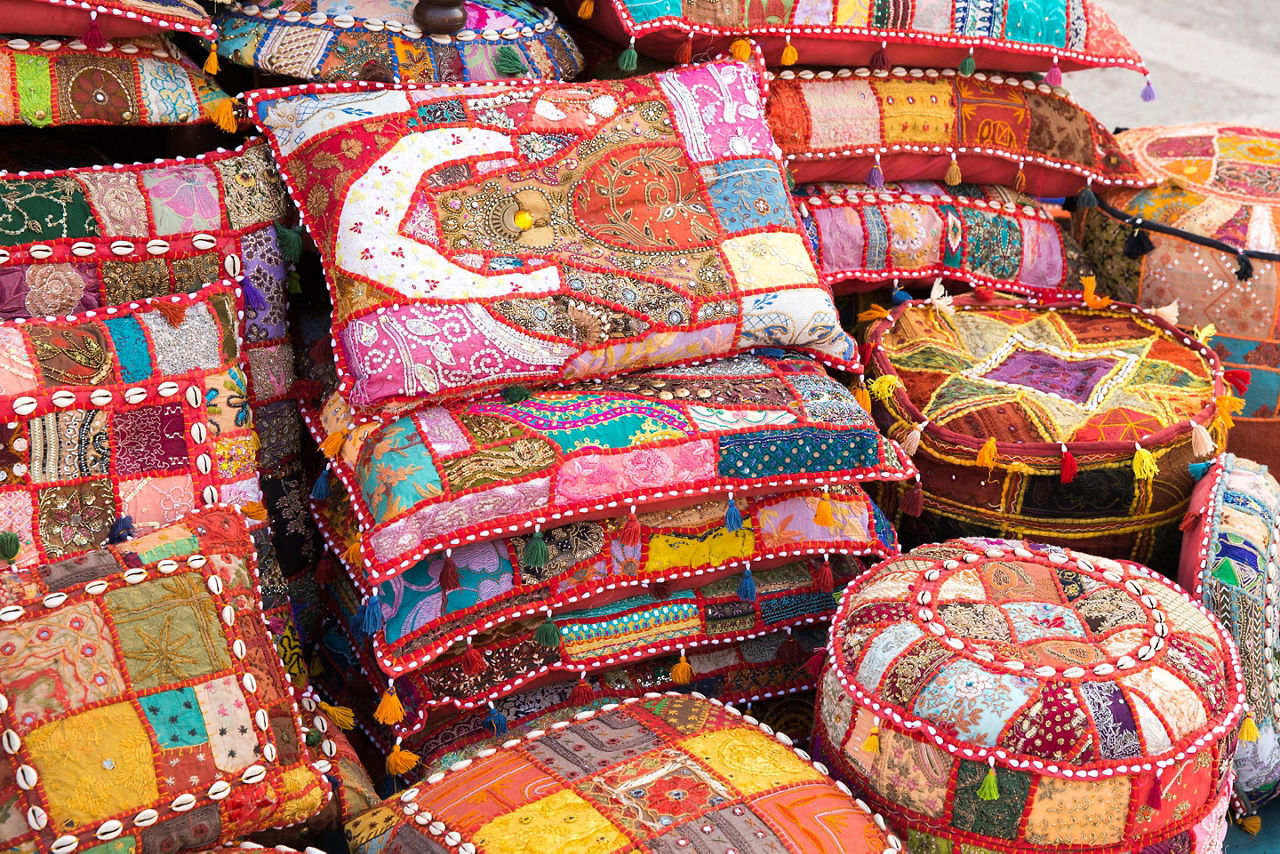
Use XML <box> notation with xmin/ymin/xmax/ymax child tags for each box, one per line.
<box><xmin>203</xmin><ymin>44</ymin><xmax>220</xmax><ymax>75</ymax></box>
<box><xmin>320</xmin><ymin>429</ymin><xmax>347</xmax><ymax>459</ymax></box>
<box><xmin>374</xmin><ymin>688</ymin><xmax>406</xmax><ymax>725</ymax></box>
<box><xmin>385</xmin><ymin>744</ymin><xmax>419</xmax><ymax>775</ymax></box>
<box><xmin>674</xmin><ymin>37</ymin><xmax>693</xmax><ymax>64</ymax></box>
<box><xmin>209</xmin><ymin>97</ymin><xmax>238</xmax><ymax>133</ymax></box>
<box><xmin>671</xmin><ymin>653</ymin><xmax>694</xmax><ymax>685</ymax></box>
<box><xmin>153</xmin><ymin>300</ymin><xmax>187</xmax><ymax>327</ymax></box>
<box><xmin>1081</xmin><ymin>275</ymin><xmax>1109</xmax><ymax>308</ymax></box>
<box><xmin>976</xmin><ymin>437</ymin><xmax>998</xmax><ymax>472</ymax></box>
<box><xmin>729</xmin><ymin>38</ymin><xmax>751</xmax><ymax>61</ymax></box>
<box><xmin>242</xmin><ymin>501</ymin><xmax>267</xmax><ymax>522</ymax></box>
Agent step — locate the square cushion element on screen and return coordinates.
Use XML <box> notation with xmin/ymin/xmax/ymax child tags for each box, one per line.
<box><xmin>307</xmin><ymin>350</ymin><xmax>913</xmax><ymax>583</ymax></box>
<box><xmin>245</xmin><ymin>59</ymin><xmax>859</xmax><ymax>409</ymax></box>
<box><xmin>0</xmin><ymin>0</ymin><xmax>216</xmax><ymax>39</ymax></box>
<box><xmin>0</xmin><ymin>35</ymin><xmax>230</xmax><ymax>127</ymax></box>
<box><xmin>0</xmin><ymin>504</ymin><xmax>330</xmax><ymax>851</ymax></box>
<box><xmin>769</xmin><ymin>67</ymin><xmax>1145</xmax><ymax>197</ymax></box>
<box><xmin>796</xmin><ymin>180</ymin><xmax>1091</xmax><ymax>299</ymax></box>
<box><xmin>0</xmin><ymin>282</ymin><xmax>261</xmax><ymax>567</ymax></box>
<box><xmin>576</xmin><ymin>0</ymin><xmax>1144</xmax><ymax>75</ymax></box>
<box><xmin>214</xmin><ymin>0</ymin><xmax>583</xmax><ymax>83</ymax></box>
<box><xmin>345</xmin><ymin>694</ymin><xmax>900</xmax><ymax>853</ymax></box>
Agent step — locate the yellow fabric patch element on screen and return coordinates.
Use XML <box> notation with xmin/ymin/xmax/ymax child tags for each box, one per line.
<box><xmin>473</xmin><ymin>790</ymin><xmax>628</xmax><ymax>853</ymax></box>
<box><xmin>275</xmin><ymin>765</ymin><xmax>327</xmax><ymax>825</ymax></box>
<box><xmin>346</xmin><ymin>805</ymin><xmax>401</xmax><ymax>848</ymax></box>
<box><xmin>25</xmin><ymin>703</ymin><xmax>158</xmax><ymax>827</ymax></box>
<box><xmin>1025</xmin><ymin>774</ymin><xmax>1128</xmax><ymax>846</ymax></box>
<box><xmin>645</xmin><ymin>526</ymin><xmax>755</xmax><ymax>576</ymax></box>
<box><xmin>681</xmin><ymin>727</ymin><xmax>823</xmax><ymax>797</ymax></box>
<box><xmin>720</xmin><ymin>233</ymin><xmax>818</xmax><ymax>294</ymax></box>
<box><xmin>876</xmin><ymin>78</ymin><xmax>956</xmax><ymax>146</ymax></box>
<box><xmin>833</xmin><ymin>0</ymin><xmax>870</xmax><ymax>26</ymax></box>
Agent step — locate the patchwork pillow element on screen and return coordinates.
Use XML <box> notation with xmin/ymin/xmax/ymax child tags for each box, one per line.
<box><xmin>795</xmin><ymin>180</ymin><xmax>1091</xmax><ymax>299</ymax></box>
<box><xmin>214</xmin><ymin>0</ymin><xmax>583</xmax><ymax>83</ymax></box>
<box><xmin>0</xmin><ymin>282</ymin><xmax>262</xmax><ymax>567</ymax></box>
<box><xmin>1076</xmin><ymin>124</ymin><xmax>1280</xmax><ymax>471</ymax></box>
<box><xmin>0</xmin><ymin>35</ymin><xmax>233</xmax><ymax>128</ymax></box>
<box><xmin>865</xmin><ymin>296</ymin><xmax>1228</xmax><ymax>571</ymax></box>
<box><xmin>0</xmin><ymin>0</ymin><xmax>216</xmax><ymax>39</ymax></box>
<box><xmin>345</xmin><ymin>693</ymin><xmax>901</xmax><ymax>854</ymax></box>
<box><xmin>575</xmin><ymin>0</ymin><xmax>1145</xmax><ymax>77</ymax></box>
<box><xmin>1180</xmin><ymin>454</ymin><xmax>1280</xmax><ymax>815</ymax></box>
<box><xmin>0</xmin><ymin>504</ymin><xmax>331</xmax><ymax>852</ymax></box>
<box><xmin>307</xmin><ymin>350</ymin><xmax>913</xmax><ymax>583</ymax></box>
<box><xmin>246</xmin><ymin>59</ymin><xmax>860</xmax><ymax>409</ymax></box>
<box><xmin>770</xmin><ymin>67</ymin><xmax>1145</xmax><ymax>196</ymax></box>
<box><xmin>814</xmin><ymin>538</ymin><xmax>1243</xmax><ymax>854</ymax></box>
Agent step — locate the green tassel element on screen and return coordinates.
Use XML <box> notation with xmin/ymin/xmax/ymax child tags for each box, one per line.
<box><xmin>534</xmin><ymin>617</ymin><xmax>561</xmax><ymax>649</ymax></box>
<box><xmin>958</xmin><ymin>53</ymin><xmax>976</xmax><ymax>76</ymax></box>
<box><xmin>501</xmin><ymin>385</ymin><xmax>531</xmax><ymax>404</ymax></box>
<box><xmin>286</xmin><ymin>269</ymin><xmax>302</xmax><ymax>294</ymax></box>
<box><xmin>0</xmin><ymin>532</ymin><xmax>19</xmax><ymax>563</ymax></box>
<box><xmin>274</xmin><ymin>223</ymin><xmax>303</xmax><ymax>263</ymax></box>
<box><xmin>977</xmin><ymin>767</ymin><xmax>999</xmax><ymax>801</ymax></box>
<box><xmin>618</xmin><ymin>45</ymin><xmax>638</xmax><ymax>72</ymax></box>
<box><xmin>495</xmin><ymin>45</ymin><xmax>526</xmax><ymax>76</ymax></box>
<box><xmin>523</xmin><ymin>531</ymin><xmax>548</xmax><ymax>569</ymax></box>
<box><xmin>305</xmin><ymin>729</ymin><xmax>322</xmax><ymax>747</ymax></box>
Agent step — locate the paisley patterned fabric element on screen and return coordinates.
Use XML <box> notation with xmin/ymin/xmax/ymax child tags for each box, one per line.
<box><xmin>308</xmin><ymin>350</ymin><xmax>912</xmax><ymax>584</ymax></box>
<box><xmin>0</xmin><ymin>0</ymin><xmax>216</xmax><ymax>39</ymax></box>
<box><xmin>1180</xmin><ymin>455</ymin><xmax>1280</xmax><ymax>813</ymax></box>
<box><xmin>345</xmin><ymin>693</ymin><xmax>900</xmax><ymax>853</ymax></box>
<box><xmin>796</xmin><ymin>180</ymin><xmax>1090</xmax><ymax>298</ymax></box>
<box><xmin>0</xmin><ymin>35</ymin><xmax>231</xmax><ymax>127</ymax></box>
<box><xmin>214</xmin><ymin>0</ymin><xmax>582</xmax><ymax>83</ymax></box>
<box><xmin>576</xmin><ymin>0</ymin><xmax>1145</xmax><ymax>74</ymax></box>
<box><xmin>815</xmin><ymin>538</ymin><xmax>1244</xmax><ymax>853</ymax></box>
<box><xmin>246</xmin><ymin>60</ymin><xmax>859</xmax><ymax>409</ymax></box>
<box><xmin>770</xmin><ymin>67</ymin><xmax>1144</xmax><ymax>196</ymax></box>
<box><xmin>1078</xmin><ymin>125</ymin><xmax>1280</xmax><ymax>471</ymax></box>
<box><xmin>866</xmin><ymin>296</ymin><xmax>1227</xmax><ymax>570</ymax></box>
<box><xmin>0</xmin><ymin>505</ymin><xmax>330</xmax><ymax>851</ymax></box>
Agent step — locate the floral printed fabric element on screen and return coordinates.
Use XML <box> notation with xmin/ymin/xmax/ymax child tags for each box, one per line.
<box><xmin>816</xmin><ymin>538</ymin><xmax>1243</xmax><ymax>853</ymax></box>
<box><xmin>0</xmin><ymin>36</ymin><xmax>229</xmax><ymax>128</ymax></box>
<box><xmin>214</xmin><ymin>0</ymin><xmax>582</xmax><ymax>83</ymax></box>
<box><xmin>345</xmin><ymin>694</ymin><xmax>898</xmax><ymax>853</ymax></box>
<box><xmin>247</xmin><ymin>60</ymin><xmax>859</xmax><ymax>409</ymax></box>
<box><xmin>0</xmin><ymin>505</ymin><xmax>329</xmax><ymax>851</ymax></box>
<box><xmin>309</xmin><ymin>350</ymin><xmax>913</xmax><ymax>583</ymax></box>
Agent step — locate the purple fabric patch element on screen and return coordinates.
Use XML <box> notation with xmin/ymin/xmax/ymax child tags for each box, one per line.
<box><xmin>983</xmin><ymin>349</ymin><xmax>1115</xmax><ymax>406</ymax></box>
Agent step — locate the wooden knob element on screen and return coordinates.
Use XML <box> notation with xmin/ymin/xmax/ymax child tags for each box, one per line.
<box><xmin>413</xmin><ymin>0</ymin><xmax>467</xmax><ymax>34</ymax></box>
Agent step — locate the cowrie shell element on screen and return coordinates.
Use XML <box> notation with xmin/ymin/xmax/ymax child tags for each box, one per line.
<box><xmin>51</xmin><ymin>390</ymin><xmax>76</xmax><ymax>408</ymax></box>
<box><xmin>12</xmin><ymin>397</ymin><xmax>36</xmax><ymax>416</ymax></box>
<box><xmin>191</xmin><ymin>234</ymin><xmax>217</xmax><ymax>250</ymax></box>
<box><xmin>158</xmin><ymin>381</ymin><xmax>179</xmax><ymax>397</ymax></box>
<box><xmin>134</xmin><ymin>809</ymin><xmax>158</xmax><ymax>827</ymax></box>
<box><xmin>90</xmin><ymin>389</ymin><xmax>113</xmax><ymax>406</ymax></box>
<box><xmin>170</xmin><ymin>793</ymin><xmax>197</xmax><ymax>812</ymax></box>
<box><xmin>0</xmin><ymin>606</ymin><xmax>23</xmax><ymax>622</ymax></box>
<box><xmin>241</xmin><ymin>764</ymin><xmax>266</xmax><ymax>784</ymax></box>
<box><xmin>146</xmin><ymin>239</ymin><xmax>169</xmax><ymax>255</ymax></box>
<box><xmin>15</xmin><ymin>765</ymin><xmax>36</xmax><ymax>789</ymax></box>
<box><xmin>208</xmin><ymin>781</ymin><xmax>231</xmax><ymax>800</ymax></box>
<box><xmin>71</xmin><ymin>241</ymin><xmax>96</xmax><ymax>257</ymax></box>
<box><xmin>124</xmin><ymin>387</ymin><xmax>147</xmax><ymax>404</ymax></box>
<box><xmin>96</xmin><ymin>819</ymin><xmax>123</xmax><ymax>840</ymax></box>
<box><xmin>109</xmin><ymin>240</ymin><xmax>134</xmax><ymax>256</ymax></box>
<box><xmin>28</xmin><ymin>244</ymin><xmax>52</xmax><ymax>260</ymax></box>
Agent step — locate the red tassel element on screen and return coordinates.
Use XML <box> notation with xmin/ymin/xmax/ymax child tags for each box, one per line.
<box><xmin>813</xmin><ymin>559</ymin><xmax>834</xmax><ymax>593</ymax></box>
<box><xmin>82</xmin><ymin>15</ymin><xmax>107</xmax><ymax>49</ymax></box>
<box><xmin>777</xmin><ymin>633</ymin><xmax>805</xmax><ymax>665</ymax></box>
<box><xmin>439</xmin><ymin>554</ymin><xmax>460</xmax><ymax>592</ymax></box>
<box><xmin>650</xmin><ymin>581</ymin><xmax>670</xmax><ymax>601</ymax></box>
<box><xmin>1224</xmin><ymin>370</ymin><xmax>1251</xmax><ymax>395</ymax></box>
<box><xmin>461</xmin><ymin>643</ymin><xmax>486</xmax><ymax>675</ymax></box>
<box><xmin>674</xmin><ymin>37</ymin><xmax>693</xmax><ymax>64</ymax></box>
<box><xmin>1061</xmin><ymin>448</ymin><xmax>1078</xmax><ymax>484</ymax></box>
<box><xmin>1145</xmin><ymin>773</ymin><xmax>1162</xmax><ymax>809</ymax></box>
<box><xmin>153</xmin><ymin>300</ymin><xmax>187</xmax><ymax>327</ymax></box>
<box><xmin>1180</xmin><ymin>509</ymin><xmax>1202</xmax><ymax>533</ymax></box>
<box><xmin>804</xmin><ymin>649</ymin><xmax>827</xmax><ymax>680</ymax></box>
<box><xmin>568</xmin><ymin>677</ymin><xmax>593</xmax><ymax>705</ymax></box>
<box><xmin>870</xmin><ymin>46</ymin><xmax>889</xmax><ymax>70</ymax></box>
<box><xmin>974</xmin><ymin>285</ymin><xmax>995</xmax><ymax>302</ymax></box>
<box><xmin>621</xmin><ymin>514</ymin><xmax>642</xmax><ymax>548</ymax></box>
<box><xmin>859</xmin><ymin>342</ymin><xmax>876</xmax><ymax>367</ymax></box>
<box><xmin>314</xmin><ymin>555</ymin><xmax>337</xmax><ymax>586</ymax></box>
<box><xmin>901</xmin><ymin>484</ymin><xmax>924</xmax><ymax>517</ymax></box>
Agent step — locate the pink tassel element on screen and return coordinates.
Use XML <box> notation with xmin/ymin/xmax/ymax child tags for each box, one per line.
<box><xmin>1045</xmin><ymin>59</ymin><xmax>1062</xmax><ymax>87</ymax></box>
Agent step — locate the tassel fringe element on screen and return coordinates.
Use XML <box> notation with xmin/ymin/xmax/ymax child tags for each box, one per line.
<box><xmin>374</xmin><ymin>689</ymin><xmax>405</xmax><ymax>725</ymax></box>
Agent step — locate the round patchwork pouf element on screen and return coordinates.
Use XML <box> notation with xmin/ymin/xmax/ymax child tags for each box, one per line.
<box><xmin>865</xmin><ymin>297</ymin><xmax>1230</xmax><ymax>572</ymax></box>
<box><xmin>814</xmin><ymin>538</ymin><xmax>1246</xmax><ymax>853</ymax></box>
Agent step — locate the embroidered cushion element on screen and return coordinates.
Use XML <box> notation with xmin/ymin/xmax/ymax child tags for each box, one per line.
<box><xmin>214</xmin><ymin>0</ymin><xmax>582</xmax><ymax>83</ymax></box>
<box><xmin>1180</xmin><ymin>454</ymin><xmax>1280</xmax><ymax>814</ymax></box>
<box><xmin>814</xmin><ymin>538</ymin><xmax>1243</xmax><ymax>853</ymax></box>
<box><xmin>0</xmin><ymin>35</ymin><xmax>232</xmax><ymax>127</ymax></box>
<box><xmin>796</xmin><ymin>180</ymin><xmax>1091</xmax><ymax>299</ymax></box>
<box><xmin>770</xmin><ymin>67</ymin><xmax>1144</xmax><ymax>196</ymax></box>
<box><xmin>345</xmin><ymin>693</ymin><xmax>901</xmax><ymax>853</ymax></box>
<box><xmin>245</xmin><ymin>60</ymin><xmax>860</xmax><ymax>409</ymax></box>
<box><xmin>1076</xmin><ymin>124</ymin><xmax>1280</xmax><ymax>472</ymax></box>
<box><xmin>575</xmin><ymin>0</ymin><xmax>1144</xmax><ymax>75</ymax></box>
<box><xmin>0</xmin><ymin>0</ymin><xmax>215</xmax><ymax>39</ymax></box>
<box><xmin>307</xmin><ymin>350</ymin><xmax>913</xmax><ymax>583</ymax></box>
<box><xmin>0</xmin><ymin>504</ymin><xmax>330</xmax><ymax>851</ymax></box>
<box><xmin>864</xmin><ymin>296</ymin><xmax>1228</xmax><ymax>571</ymax></box>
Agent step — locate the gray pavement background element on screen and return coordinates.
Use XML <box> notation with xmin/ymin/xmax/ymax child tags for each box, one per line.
<box><xmin>1067</xmin><ymin>0</ymin><xmax>1280</xmax><ymax>130</ymax></box>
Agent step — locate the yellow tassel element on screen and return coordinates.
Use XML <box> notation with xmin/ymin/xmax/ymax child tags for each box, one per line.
<box><xmin>344</xmin><ymin>539</ymin><xmax>362</xmax><ymax>566</ymax></box>
<box><xmin>209</xmin><ymin>97</ymin><xmax>238</xmax><ymax>133</ymax></box>
<box><xmin>576</xmin><ymin>0</ymin><xmax>593</xmax><ymax>17</ymax></box>
<box><xmin>1241</xmin><ymin>712</ymin><xmax>1261</xmax><ymax>742</ymax></box>
<box><xmin>861</xmin><ymin>725</ymin><xmax>880</xmax><ymax>754</ymax></box>
<box><xmin>976</xmin><ymin>436</ymin><xmax>998</xmax><ymax>471</ymax></box>
<box><xmin>1081</xmin><ymin>275</ymin><xmax>1109</xmax><ymax>308</ymax></box>
<box><xmin>320</xmin><ymin>428</ymin><xmax>347</xmax><ymax>459</ymax></box>
<box><xmin>1132</xmin><ymin>447</ymin><xmax>1158</xmax><ymax>480</ymax></box>
<box><xmin>868</xmin><ymin>375</ymin><xmax>901</xmax><ymax>402</ymax></box>
<box><xmin>944</xmin><ymin>158</ymin><xmax>962</xmax><ymax>186</ymax></box>
<box><xmin>854</xmin><ymin>384</ymin><xmax>872</xmax><ymax>413</ymax></box>
<box><xmin>1240</xmin><ymin>815</ymin><xmax>1262</xmax><ymax>836</ymax></box>
<box><xmin>1196</xmin><ymin>322</ymin><xmax>1217</xmax><ymax>343</ymax></box>
<box><xmin>671</xmin><ymin>653</ymin><xmax>694</xmax><ymax>685</ymax></box>
<box><xmin>814</xmin><ymin>493</ymin><xmax>835</xmax><ymax>527</ymax></box>
<box><xmin>374</xmin><ymin>689</ymin><xmax>406</xmax><ymax>725</ymax></box>
<box><xmin>780</xmin><ymin>42</ymin><xmax>798</xmax><ymax>66</ymax></box>
<box><xmin>1014</xmin><ymin>168</ymin><xmax>1026</xmax><ymax>193</ymax></box>
<box><xmin>729</xmin><ymin>38</ymin><xmax>752</xmax><ymax>61</ymax></box>
<box><xmin>1216</xmin><ymin>394</ymin><xmax>1245</xmax><ymax>431</ymax></box>
<box><xmin>317</xmin><ymin>701</ymin><xmax>355</xmax><ymax>730</ymax></box>
<box><xmin>242</xmin><ymin>501</ymin><xmax>267</xmax><ymax>522</ymax></box>
<box><xmin>857</xmin><ymin>304</ymin><xmax>891</xmax><ymax>324</ymax></box>
<box><xmin>385</xmin><ymin>744</ymin><xmax>419</xmax><ymax>775</ymax></box>
<box><xmin>203</xmin><ymin>44</ymin><xmax>220</xmax><ymax>75</ymax></box>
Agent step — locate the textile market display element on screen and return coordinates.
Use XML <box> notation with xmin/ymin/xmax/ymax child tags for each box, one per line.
<box><xmin>769</xmin><ymin>67</ymin><xmax>1145</xmax><ymax>196</ymax></box>
<box><xmin>1180</xmin><ymin>454</ymin><xmax>1280</xmax><ymax>817</ymax></box>
<box><xmin>864</xmin><ymin>296</ymin><xmax>1228</xmax><ymax>570</ymax></box>
<box><xmin>814</xmin><ymin>538</ymin><xmax>1245</xmax><ymax>852</ymax></box>
<box><xmin>1076</xmin><ymin>124</ymin><xmax>1280</xmax><ymax>471</ymax></box>
<box><xmin>214</xmin><ymin>0</ymin><xmax>583</xmax><ymax>83</ymax></box>
<box><xmin>344</xmin><ymin>693</ymin><xmax>902</xmax><ymax>853</ymax></box>
<box><xmin>246</xmin><ymin>59</ymin><xmax>860</xmax><ymax>409</ymax></box>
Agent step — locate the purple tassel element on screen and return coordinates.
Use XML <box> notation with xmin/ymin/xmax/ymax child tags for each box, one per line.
<box><xmin>242</xmin><ymin>280</ymin><xmax>269</xmax><ymax>312</ymax></box>
<box><xmin>1141</xmin><ymin>79</ymin><xmax>1156</xmax><ymax>102</ymax></box>
<box><xmin>867</xmin><ymin>163</ymin><xmax>884</xmax><ymax>188</ymax></box>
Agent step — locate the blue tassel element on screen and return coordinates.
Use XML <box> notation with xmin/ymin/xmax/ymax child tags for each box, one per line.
<box><xmin>891</xmin><ymin>287</ymin><xmax>912</xmax><ymax>304</ymax></box>
<box><xmin>310</xmin><ymin>471</ymin><xmax>330</xmax><ymax>501</ymax></box>
<box><xmin>1141</xmin><ymin>79</ymin><xmax>1156</xmax><ymax>102</ymax></box>
<box><xmin>755</xmin><ymin>347</ymin><xmax>786</xmax><ymax>359</ymax></box>
<box><xmin>242</xmin><ymin>280</ymin><xmax>269</xmax><ymax>312</ymax></box>
<box><xmin>1189</xmin><ymin>461</ymin><xmax>1213</xmax><ymax>480</ymax></box>
<box><xmin>108</xmin><ymin>515</ymin><xmax>135</xmax><ymax>544</ymax></box>
<box><xmin>737</xmin><ymin>567</ymin><xmax>756</xmax><ymax>602</ymax></box>
<box><xmin>356</xmin><ymin>595</ymin><xmax>384</xmax><ymax>636</ymax></box>
<box><xmin>725</xmin><ymin>498</ymin><xmax>743</xmax><ymax>532</ymax></box>
<box><xmin>484</xmin><ymin>705</ymin><xmax>508</xmax><ymax>735</ymax></box>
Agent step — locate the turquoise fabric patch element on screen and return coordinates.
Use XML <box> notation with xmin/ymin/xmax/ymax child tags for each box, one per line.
<box><xmin>717</xmin><ymin>427</ymin><xmax>880</xmax><ymax>478</ymax></box>
<box><xmin>1005</xmin><ymin>0</ymin><xmax>1067</xmax><ymax>47</ymax></box>
<box><xmin>360</xmin><ymin>417</ymin><xmax>442</xmax><ymax>523</ymax></box>
<box><xmin>379</xmin><ymin>541</ymin><xmax>514</xmax><ymax>644</ymax></box>
<box><xmin>623</xmin><ymin>0</ymin><xmax>680</xmax><ymax>24</ymax></box>
<box><xmin>105</xmin><ymin>315</ymin><xmax>153</xmax><ymax>384</ymax></box>
<box><xmin>141</xmin><ymin>686</ymin><xmax>207</xmax><ymax>749</ymax></box>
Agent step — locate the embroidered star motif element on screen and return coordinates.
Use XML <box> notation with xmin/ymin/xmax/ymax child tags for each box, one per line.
<box><xmin>125</xmin><ymin>614</ymin><xmax>200</xmax><ymax>685</ymax></box>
